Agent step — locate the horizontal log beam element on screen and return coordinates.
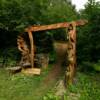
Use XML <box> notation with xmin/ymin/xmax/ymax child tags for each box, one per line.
<box><xmin>25</xmin><ymin>20</ymin><xmax>87</xmax><ymax>32</ymax></box>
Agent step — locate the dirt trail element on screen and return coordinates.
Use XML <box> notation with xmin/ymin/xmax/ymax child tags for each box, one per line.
<box><xmin>33</xmin><ymin>43</ymin><xmax>67</xmax><ymax>99</ymax></box>
<box><xmin>44</xmin><ymin>63</ymin><xmax>63</xmax><ymax>84</ymax></box>
<box><xmin>32</xmin><ymin>63</ymin><xmax>64</xmax><ymax>100</ymax></box>
<box><xmin>44</xmin><ymin>43</ymin><xmax>67</xmax><ymax>85</ymax></box>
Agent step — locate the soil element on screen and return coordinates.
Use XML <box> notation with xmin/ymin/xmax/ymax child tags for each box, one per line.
<box><xmin>44</xmin><ymin>42</ymin><xmax>67</xmax><ymax>85</ymax></box>
<box><xmin>44</xmin><ymin>63</ymin><xmax>63</xmax><ymax>84</ymax></box>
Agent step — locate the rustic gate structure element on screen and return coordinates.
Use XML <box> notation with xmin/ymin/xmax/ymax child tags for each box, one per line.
<box><xmin>17</xmin><ymin>20</ymin><xmax>87</xmax><ymax>85</ymax></box>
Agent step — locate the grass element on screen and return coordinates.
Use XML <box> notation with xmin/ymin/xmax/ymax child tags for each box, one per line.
<box><xmin>43</xmin><ymin>72</ymin><xmax>100</xmax><ymax>100</ymax></box>
<box><xmin>0</xmin><ymin>66</ymin><xmax>53</xmax><ymax>100</ymax></box>
<box><xmin>67</xmin><ymin>72</ymin><xmax>100</xmax><ymax>100</ymax></box>
<box><xmin>0</xmin><ymin>66</ymin><xmax>100</xmax><ymax>100</ymax></box>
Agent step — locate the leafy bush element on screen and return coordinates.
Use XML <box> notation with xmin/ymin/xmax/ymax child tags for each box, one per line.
<box><xmin>79</xmin><ymin>60</ymin><xmax>100</xmax><ymax>72</ymax></box>
<box><xmin>93</xmin><ymin>60</ymin><xmax>100</xmax><ymax>72</ymax></box>
<box><xmin>0</xmin><ymin>47</ymin><xmax>20</xmax><ymax>67</ymax></box>
<box><xmin>79</xmin><ymin>61</ymin><xmax>94</xmax><ymax>72</ymax></box>
<box><xmin>43</xmin><ymin>72</ymin><xmax>100</xmax><ymax>100</ymax></box>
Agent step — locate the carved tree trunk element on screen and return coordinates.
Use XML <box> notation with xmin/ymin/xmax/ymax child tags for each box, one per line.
<box><xmin>17</xmin><ymin>34</ymin><xmax>31</xmax><ymax>66</ymax></box>
<box><xmin>65</xmin><ymin>22</ymin><xmax>76</xmax><ymax>85</ymax></box>
<box><xmin>27</xmin><ymin>31</ymin><xmax>35</xmax><ymax>68</ymax></box>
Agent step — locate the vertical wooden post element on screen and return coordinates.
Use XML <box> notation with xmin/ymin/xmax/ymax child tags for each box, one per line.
<box><xmin>65</xmin><ymin>22</ymin><xmax>76</xmax><ymax>85</ymax></box>
<box><xmin>28</xmin><ymin>31</ymin><xmax>34</xmax><ymax>68</ymax></box>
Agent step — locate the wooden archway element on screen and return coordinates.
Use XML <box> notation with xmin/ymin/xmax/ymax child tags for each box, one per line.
<box><xmin>17</xmin><ymin>20</ymin><xmax>87</xmax><ymax>84</ymax></box>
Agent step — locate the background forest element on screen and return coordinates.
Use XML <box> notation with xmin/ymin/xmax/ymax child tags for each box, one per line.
<box><xmin>0</xmin><ymin>0</ymin><xmax>100</xmax><ymax>100</ymax></box>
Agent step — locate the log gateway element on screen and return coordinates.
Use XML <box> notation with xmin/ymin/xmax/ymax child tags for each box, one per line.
<box><xmin>17</xmin><ymin>20</ymin><xmax>87</xmax><ymax>85</ymax></box>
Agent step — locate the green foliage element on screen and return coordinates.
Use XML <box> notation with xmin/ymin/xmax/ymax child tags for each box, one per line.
<box><xmin>0</xmin><ymin>0</ymin><xmax>77</xmax><ymax>31</ymax></box>
<box><xmin>79</xmin><ymin>61</ymin><xmax>100</xmax><ymax>72</ymax></box>
<box><xmin>0</xmin><ymin>67</ymin><xmax>51</xmax><ymax>100</ymax></box>
<box><xmin>80</xmin><ymin>61</ymin><xmax>94</xmax><ymax>72</ymax></box>
<box><xmin>0</xmin><ymin>0</ymin><xmax>78</xmax><ymax>52</ymax></box>
<box><xmin>43</xmin><ymin>93</ymin><xmax>60</xmax><ymax>100</ymax></box>
<box><xmin>77</xmin><ymin>72</ymin><xmax>100</xmax><ymax>100</ymax></box>
<box><xmin>0</xmin><ymin>47</ymin><xmax>20</xmax><ymax>67</ymax></box>
<box><xmin>93</xmin><ymin>60</ymin><xmax>100</xmax><ymax>71</ymax></box>
<box><xmin>43</xmin><ymin>72</ymin><xmax>100</xmax><ymax>100</ymax></box>
<box><xmin>77</xmin><ymin>0</ymin><xmax>100</xmax><ymax>65</ymax></box>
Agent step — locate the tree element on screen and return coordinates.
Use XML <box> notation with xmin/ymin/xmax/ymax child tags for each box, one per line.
<box><xmin>0</xmin><ymin>0</ymin><xmax>77</xmax><ymax>31</ymax></box>
<box><xmin>77</xmin><ymin>0</ymin><xmax>100</xmax><ymax>62</ymax></box>
<box><xmin>0</xmin><ymin>0</ymin><xmax>78</xmax><ymax>50</ymax></box>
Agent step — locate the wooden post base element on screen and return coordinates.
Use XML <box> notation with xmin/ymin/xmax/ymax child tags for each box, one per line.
<box><xmin>6</xmin><ymin>66</ymin><xmax>41</xmax><ymax>75</ymax></box>
<box><xmin>21</xmin><ymin>68</ymin><xmax>41</xmax><ymax>75</ymax></box>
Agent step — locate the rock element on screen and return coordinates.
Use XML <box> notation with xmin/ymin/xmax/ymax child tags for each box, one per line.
<box><xmin>55</xmin><ymin>80</ymin><xmax>66</xmax><ymax>96</ymax></box>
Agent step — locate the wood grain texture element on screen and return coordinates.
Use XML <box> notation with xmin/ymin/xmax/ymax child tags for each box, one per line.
<box><xmin>25</xmin><ymin>20</ymin><xmax>87</xmax><ymax>32</ymax></box>
<box><xmin>28</xmin><ymin>31</ymin><xmax>34</xmax><ymax>68</ymax></box>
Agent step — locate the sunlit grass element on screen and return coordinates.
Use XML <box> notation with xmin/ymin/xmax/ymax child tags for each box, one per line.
<box><xmin>0</xmin><ymin>66</ymin><xmax>100</xmax><ymax>100</ymax></box>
